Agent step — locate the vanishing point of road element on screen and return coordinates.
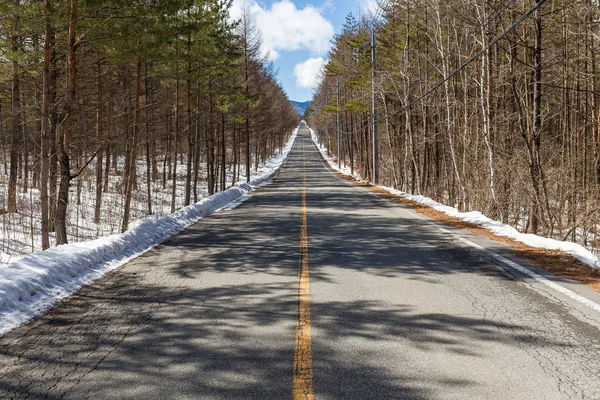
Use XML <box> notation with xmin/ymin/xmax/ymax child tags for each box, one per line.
<box><xmin>1</xmin><ymin>128</ymin><xmax>600</xmax><ymax>399</ymax></box>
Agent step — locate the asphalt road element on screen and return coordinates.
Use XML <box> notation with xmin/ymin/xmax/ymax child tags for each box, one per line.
<box><xmin>1</xmin><ymin>128</ymin><xmax>600</xmax><ymax>399</ymax></box>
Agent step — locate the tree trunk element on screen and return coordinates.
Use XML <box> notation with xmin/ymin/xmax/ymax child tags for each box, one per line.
<box><xmin>185</xmin><ymin>36</ymin><xmax>193</xmax><ymax>206</ymax></box>
<box><xmin>104</xmin><ymin>143</ymin><xmax>110</xmax><ymax>192</ymax></box>
<box><xmin>55</xmin><ymin>0</ymin><xmax>77</xmax><ymax>245</ymax></box>
<box><xmin>477</xmin><ymin>4</ymin><xmax>497</xmax><ymax>210</ymax></box>
<box><xmin>433</xmin><ymin>0</ymin><xmax>464</xmax><ymax>207</ymax></box>
<box><xmin>40</xmin><ymin>2</ymin><xmax>51</xmax><ymax>249</ymax></box>
<box><xmin>207</xmin><ymin>80</ymin><xmax>215</xmax><ymax>195</ymax></box>
<box><xmin>245</xmin><ymin>48</ymin><xmax>251</xmax><ymax>183</ymax></box>
<box><xmin>145</xmin><ymin>63</ymin><xmax>153</xmax><ymax>215</ymax></box>
<box><xmin>221</xmin><ymin>111</ymin><xmax>226</xmax><ymax>191</ymax></box>
<box><xmin>122</xmin><ymin>60</ymin><xmax>142</xmax><ymax>232</ymax></box>
<box><xmin>171</xmin><ymin>44</ymin><xmax>179</xmax><ymax>213</ymax></box>
<box><xmin>8</xmin><ymin>6</ymin><xmax>21</xmax><ymax>213</ymax></box>
<box><xmin>94</xmin><ymin>63</ymin><xmax>104</xmax><ymax>224</ymax></box>
<box><xmin>529</xmin><ymin>8</ymin><xmax>544</xmax><ymax>234</ymax></box>
<box><xmin>22</xmin><ymin>110</ymin><xmax>29</xmax><ymax>194</ymax></box>
<box><xmin>49</xmin><ymin>36</ymin><xmax>58</xmax><ymax>232</ymax></box>
<box><xmin>193</xmin><ymin>82</ymin><xmax>201</xmax><ymax>203</ymax></box>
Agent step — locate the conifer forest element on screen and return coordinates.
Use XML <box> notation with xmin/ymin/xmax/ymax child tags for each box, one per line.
<box><xmin>0</xmin><ymin>0</ymin><xmax>299</xmax><ymax>257</ymax></box>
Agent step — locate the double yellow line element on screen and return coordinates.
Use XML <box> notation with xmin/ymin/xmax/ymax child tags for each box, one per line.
<box><xmin>293</xmin><ymin>134</ymin><xmax>314</xmax><ymax>400</ymax></box>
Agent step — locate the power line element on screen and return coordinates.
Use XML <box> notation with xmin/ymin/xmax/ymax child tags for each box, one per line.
<box><xmin>374</xmin><ymin>0</ymin><xmax>522</xmax><ymax>76</ymax></box>
<box><xmin>389</xmin><ymin>0</ymin><xmax>548</xmax><ymax>117</ymax></box>
<box><xmin>345</xmin><ymin>0</ymin><xmax>543</xmax><ymax>182</ymax></box>
<box><xmin>475</xmin><ymin>0</ymin><xmax>523</xmax><ymax>34</ymax></box>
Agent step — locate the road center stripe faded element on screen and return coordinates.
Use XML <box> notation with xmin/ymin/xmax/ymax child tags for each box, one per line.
<box><xmin>293</xmin><ymin>133</ymin><xmax>314</xmax><ymax>400</ymax></box>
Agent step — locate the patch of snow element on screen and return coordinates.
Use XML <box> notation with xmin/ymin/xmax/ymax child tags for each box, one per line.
<box><xmin>310</xmin><ymin>129</ymin><xmax>361</xmax><ymax>179</ymax></box>
<box><xmin>310</xmin><ymin>129</ymin><xmax>600</xmax><ymax>271</ymax></box>
<box><xmin>0</xmin><ymin>129</ymin><xmax>298</xmax><ymax>337</ymax></box>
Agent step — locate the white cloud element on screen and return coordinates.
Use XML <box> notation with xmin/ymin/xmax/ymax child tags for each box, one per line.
<box><xmin>229</xmin><ymin>0</ymin><xmax>335</xmax><ymax>61</ymax></box>
<box><xmin>294</xmin><ymin>57</ymin><xmax>326</xmax><ymax>89</ymax></box>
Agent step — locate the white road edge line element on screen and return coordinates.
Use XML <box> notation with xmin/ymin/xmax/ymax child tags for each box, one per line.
<box><xmin>434</xmin><ymin>224</ymin><xmax>600</xmax><ymax>314</ymax></box>
<box><xmin>310</xmin><ymin>130</ymin><xmax>600</xmax><ymax>315</ymax></box>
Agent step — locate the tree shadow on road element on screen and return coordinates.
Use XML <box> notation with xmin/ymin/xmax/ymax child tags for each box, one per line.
<box><xmin>0</xmin><ymin>268</ymin><xmax>571</xmax><ymax>399</ymax></box>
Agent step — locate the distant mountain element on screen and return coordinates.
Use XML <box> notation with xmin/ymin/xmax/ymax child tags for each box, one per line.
<box><xmin>290</xmin><ymin>100</ymin><xmax>311</xmax><ymax>117</ymax></box>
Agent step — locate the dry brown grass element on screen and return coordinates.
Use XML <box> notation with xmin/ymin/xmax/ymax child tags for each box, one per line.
<box><xmin>315</xmin><ymin>146</ymin><xmax>600</xmax><ymax>292</ymax></box>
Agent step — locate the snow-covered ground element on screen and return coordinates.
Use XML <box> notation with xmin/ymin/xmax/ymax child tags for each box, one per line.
<box><xmin>311</xmin><ymin>129</ymin><xmax>600</xmax><ymax>271</ymax></box>
<box><xmin>0</xmin><ymin>153</ymin><xmax>241</xmax><ymax>264</ymax></box>
<box><xmin>0</xmin><ymin>129</ymin><xmax>297</xmax><ymax>337</ymax></box>
<box><xmin>310</xmin><ymin>133</ymin><xmax>361</xmax><ymax>180</ymax></box>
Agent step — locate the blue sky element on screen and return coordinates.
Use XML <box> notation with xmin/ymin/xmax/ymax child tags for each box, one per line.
<box><xmin>230</xmin><ymin>0</ymin><xmax>376</xmax><ymax>102</ymax></box>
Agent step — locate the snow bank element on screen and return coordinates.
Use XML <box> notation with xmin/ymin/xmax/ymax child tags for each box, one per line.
<box><xmin>310</xmin><ymin>129</ymin><xmax>600</xmax><ymax>270</ymax></box>
<box><xmin>383</xmin><ymin>188</ymin><xmax>600</xmax><ymax>269</ymax></box>
<box><xmin>311</xmin><ymin>130</ymin><xmax>361</xmax><ymax>179</ymax></box>
<box><xmin>0</xmin><ymin>129</ymin><xmax>298</xmax><ymax>337</ymax></box>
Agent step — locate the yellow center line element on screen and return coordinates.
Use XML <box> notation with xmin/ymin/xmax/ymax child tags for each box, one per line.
<box><xmin>293</xmin><ymin>134</ymin><xmax>314</xmax><ymax>400</ymax></box>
